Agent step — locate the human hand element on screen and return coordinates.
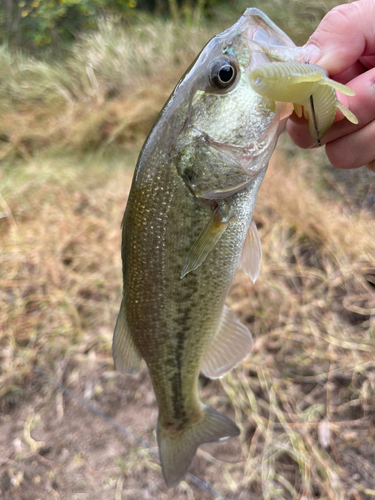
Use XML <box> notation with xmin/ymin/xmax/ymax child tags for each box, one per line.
<box><xmin>287</xmin><ymin>0</ymin><xmax>375</xmax><ymax>171</ymax></box>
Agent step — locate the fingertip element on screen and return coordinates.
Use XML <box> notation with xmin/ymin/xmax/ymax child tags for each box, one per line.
<box><xmin>325</xmin><ymin>118</ymin><xmax>375</xmax><ymax>170</ymax></box>
<box><xmin>286</xmin><ymin>116</ymin><xmax>314</xmax><ymax>149</ymax></box>
<box><xmin>325</xmin><ymin>141</ymin><xmax>353</xmax><ymax>169</ymax></box>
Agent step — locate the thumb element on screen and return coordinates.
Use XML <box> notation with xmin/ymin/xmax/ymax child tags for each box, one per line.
<box><xmin>303</xmin><ymin>0</ymin><xmax>375</xmax><ymax>75</ymax></box>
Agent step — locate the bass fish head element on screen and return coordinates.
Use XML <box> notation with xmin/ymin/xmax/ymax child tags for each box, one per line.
<box><xmin>174</xmin><ymin>8</ymin><xmax>297</xmax><ymax>178</ymax></box>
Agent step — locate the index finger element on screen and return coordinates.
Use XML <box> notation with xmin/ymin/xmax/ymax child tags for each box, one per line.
<box><xmin>304</xmin><ymin>0</ymin><xmax>375</xmax><ymax>75</ymax></box>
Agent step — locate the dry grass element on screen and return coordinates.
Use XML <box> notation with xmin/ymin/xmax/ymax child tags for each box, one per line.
<box><xmin>0</xmin><ymin>152</ymin><xmax>134</xmax><ymax>401</ymax></box>
<box><xmin>222</xmin><ymin>146</ymin><xmax>375</xmax><ymax>500</ymax></box>
<box><xmin>0</xmin><ymin>17</ymin><xmax>212</xmax><ymax>108</ymax></box>
<box><xmin>1</xmin><ymin>2</ymin><xmax>374</xmax><ymax>498</ymax></box>
<box><xmin>0</xmin><ymin>16</ymin><xmax>213</xmax><ymax>162</ymax></box>
<box><xmin>0</xmin><ymin>141</ymin><xmax>374</xmax><ymax>499</ymax></box>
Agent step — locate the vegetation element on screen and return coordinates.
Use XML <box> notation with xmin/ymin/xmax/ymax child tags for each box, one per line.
<box><xmin>0</xmin><ymin>0</ymin><xmax>229</xmax><ymax>52</ymax></box>
<box><xmin>0</xmin><ymin>15</ymin><xmax>215</xmax><ymax>163</ymax></box>
<box><xmin>0</xmin><ymin>0</ymin><xmax>350</xmax><ymax>52</ymax></box>
<box><xmin>0</xmin><ymin>1</ymin><xmax>374</xmax><ymax>499</ymax></box>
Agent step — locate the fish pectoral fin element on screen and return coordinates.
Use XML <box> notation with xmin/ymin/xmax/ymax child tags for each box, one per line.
<box><xmin>112</xmin><ymin>299</ymin><xmax>142</xmax><ymax>374</ymax></box>
<box><xmin>240</xmin><ymin>219</ymin><xmax>262</xmax><ymax>284</ymax></box>
<box><xmin>336</xmin><ymin>101</ymin><xmax>359</xmax><ymax>124</ymax></box>
<box><xmin>158</xmin><ymin>405</ymin><xmax>239</xmax><ymax>487</ymax></box>
<box><xmin>200</xmin><ymin>306</ymin><xmax>253</xmax><ymax>379</ymax></box>
<box><xmin>293</xmin><ymin>103</ymin><xmax>303</xmax><ymax>118</ymax></box>
<box><xmin>318</xmin><ymin>78</ymin><xmax>356</xmax><ymax>96</ymax></box>
<box><xmin>180</xmin><ymin>208</ymin><xmax>230</xmax><ymax>278</ymax></box>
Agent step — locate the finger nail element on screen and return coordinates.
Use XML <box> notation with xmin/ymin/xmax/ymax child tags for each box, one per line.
<box><xmin>303</xmin><ymin>43</ymin><xmax>322</xmax><ymax>64</ymax></box>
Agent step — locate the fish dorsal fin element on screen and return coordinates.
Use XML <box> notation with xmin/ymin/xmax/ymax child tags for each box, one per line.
<box><xmin>336</xmin><ymin>101</ymin><xmax>359</xmax><ymax>124</ymax></box>
<box><xmin>181</xmin><ymin>208</ymin><xmax>230</xmax><ymax>278</ymax></box>
<box><xmin>240</xmin><ymin>219</ymin><xmax>262</xmax><ymax>284</ymax></box>
<box><xmin>112</xmin><ymin>299</ymin><xmax>142</xmax><ymax>374</ymax></box>
<box><xmin>200</xmin><ymin>306</ymin><xmax>253</xmax><ymax>379</ymax></box>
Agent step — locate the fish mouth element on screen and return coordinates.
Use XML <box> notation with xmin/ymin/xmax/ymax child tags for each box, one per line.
<box><xmin>233</xmin><ymin>7</ymin><xmax>307</xmax><ymax>73</ymax></box>
<box><xmin>238</xmin><ymin>8</ymin><xmax>296</xmax><ymax>48</ymax></box>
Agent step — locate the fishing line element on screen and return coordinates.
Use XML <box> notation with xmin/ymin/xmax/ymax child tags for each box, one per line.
<box><xmin>309</xmin><ymin>94</ymin><xmax>321</xmax><ymax>147</ymax></box>
<box><xmin>32</xmin><ymin>366</ymin><xmax>232</xmax><ymax>500</ymax></box>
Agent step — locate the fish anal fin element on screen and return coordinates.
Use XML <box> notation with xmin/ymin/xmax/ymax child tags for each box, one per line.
<box><xmin>200</xmin><ymin>306</ymin><xmax>253</xmax><ymax>379</ymax></box>
<box><xmin>112</xmin><ymin>299</ymin><xmax>142</xmax><ymax>374</ymax></box>
<box><xmin>181</xmin><ymin>208</ymin><xmax>230</xmax><ymax>278</ymax></box>
<box><xmin>336</xmin><ymin>101</ymin><xmax>358</xmax><ymax>124</ymax></box>
<box><xmin>158</xmin><ymin>405</ymin><xmax>239</xmax><ymax>487</ymax></box>
<box><xmin>240</xmin><ymin>219</ymin><xmax>262</xmax><ymax>283</ymax></box>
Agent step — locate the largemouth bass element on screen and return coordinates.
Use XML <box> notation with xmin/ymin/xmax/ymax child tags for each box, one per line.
<box><xmin>113</xmin><ymin>8</ymin><xmax>356</xmax><ymax>487</ymax></box>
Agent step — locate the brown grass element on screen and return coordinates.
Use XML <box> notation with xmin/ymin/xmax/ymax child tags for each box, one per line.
<box><xmin>0</xmin><ymin>2</ymin><xmax>374</xmax><ymax>497</ymax></box>
<box><xmin>223</xmin><ymin>147</ymin><xmax>375</xmax><ymax>499</ymax></box>
<box><xmin>1</xmin><ymin>138</ymin><xmax>374</xmax><ymax>499</ymax></box>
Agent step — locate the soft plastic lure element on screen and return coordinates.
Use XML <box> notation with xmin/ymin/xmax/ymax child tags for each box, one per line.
<box><xmin>249</xmin><ymin>62</ymin><xmax>358</xmax><ymax>144</ymax></box>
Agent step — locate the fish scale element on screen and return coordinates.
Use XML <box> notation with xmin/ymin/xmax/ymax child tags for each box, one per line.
<box><xmin>112</xmin><ymin>7</ymin><xmax>357</xmax><ymax>488</ymax></box>
<box><xmin>114</xmin><ymin>9</ymin><xmax>287</xmax><ymax>487</ymax></box>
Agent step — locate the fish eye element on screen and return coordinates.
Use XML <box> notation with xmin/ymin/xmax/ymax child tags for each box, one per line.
<box><xmin>209</xmin><ymin>58</ymin><xmax>237</xmax><ymax>89</ymax></box>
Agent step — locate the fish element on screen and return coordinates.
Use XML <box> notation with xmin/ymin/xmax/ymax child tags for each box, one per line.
<box><xmin>249</xmin><ymin>61</ymin><xmax>358</xmax><ymax>143</ymax></box>
<box><xmin>112</xmin><ymin>8</ymin><xmax>356</xmax><ymax>487</ymax></box>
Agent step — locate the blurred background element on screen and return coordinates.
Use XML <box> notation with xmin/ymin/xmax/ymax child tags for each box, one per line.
<box><xmin>0</xmin><ymin>0</ymin><xmax>374</xmax><ymax>499</ymax></box>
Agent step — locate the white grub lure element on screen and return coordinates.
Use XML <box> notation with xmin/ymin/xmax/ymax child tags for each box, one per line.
<box><xmin>249</xmin><ymin>62</ymin><xmax>358</xmax><ymax>145</ymax></box>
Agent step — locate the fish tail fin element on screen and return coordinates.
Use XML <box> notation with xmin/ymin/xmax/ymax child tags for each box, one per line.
<box><xmin>157</xmin><ymin>405</ymin><xmax>240</xmax><ymax>487</ymax></box>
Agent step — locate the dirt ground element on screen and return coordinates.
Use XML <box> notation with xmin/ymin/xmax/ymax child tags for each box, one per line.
<box><xmin>0</xmin><ymin>361</ymin><xmax>251</xmax><ymax>500</ymax></box>
<box><xmin>1</xmin><ymin>311</ymin><xmax>375</xmax><ymax>500</ymax></box>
